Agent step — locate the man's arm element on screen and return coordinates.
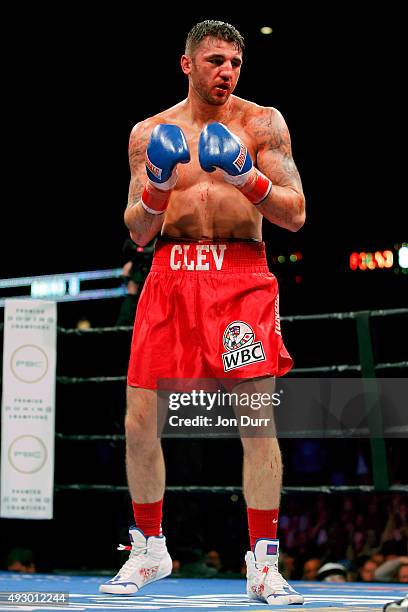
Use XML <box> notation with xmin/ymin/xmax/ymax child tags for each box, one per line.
<box><xmin>124</xmin><ymin>120</ymin><xmax>165</xmax><ymax>246</ymax></box>
<box><xmin>374</xmin><ymin>557</ymin><xmax>408</xmax><ymax>582</ymax></box>
<box><xmin>253</xmin><ymin>108</ymin><xmax>306</xmax><ymax>232</ymax></box>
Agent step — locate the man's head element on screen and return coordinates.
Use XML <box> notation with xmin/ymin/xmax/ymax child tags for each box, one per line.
<box><xmin>181</xmin><ymin>20</ymin><xmax>245</xmax><ymax>106</ymax></box>
<box><xmin>317</xmin><ymin>562</ymin><xmax>347</xmax><ymax>583</ymax></box>
<box><xmin>370</xmin><ymin>553</ymin><xmax>384</xmax><ymax>566</ymax></box>
<box><xmin>205</xmin><ymin>550</ymin><xmax>222</xmax><ymax>570</ymax></box>
<box><xmin>359</xmin><ymin>559</ymin><xmax>377</xmax><ymax>582</ymax></box>
<box><xmin>185</xmin><ymin>20</ymin><xmax>245</xmax><ymax>57</ymax></box>
<box><xmin>303</xmin><ymin>558</ymin><xmax>321</xmax><ymax>580</ymax></box>
<box><xmin>398</xmin><ymin>564</ymin><xmax>408</xmax><ymax>583</ymax></box>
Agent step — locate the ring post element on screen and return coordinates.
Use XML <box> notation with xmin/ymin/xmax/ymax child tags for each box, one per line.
<box><xmin>356</xmin><ymin>311</ymin><xmax>389</xmax><ymax>491</ymax></box>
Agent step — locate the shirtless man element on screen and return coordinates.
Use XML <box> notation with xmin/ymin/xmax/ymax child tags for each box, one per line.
<box><xmin>100</xmin><ymin>20</ymin><xmax>305</xmax><ymax>605</ymax></box>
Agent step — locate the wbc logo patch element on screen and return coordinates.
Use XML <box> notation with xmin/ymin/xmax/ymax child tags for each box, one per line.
<box><xmin>222</xmin><ymin>321</ymin><xmax>266</xmax><ymax>372</ymax></box>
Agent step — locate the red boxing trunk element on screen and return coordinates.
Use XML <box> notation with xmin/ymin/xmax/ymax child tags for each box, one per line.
<box><xmin>127</xmin><ymin>238</ymin><xmax>293</xmax><ymax>389</ymax></box>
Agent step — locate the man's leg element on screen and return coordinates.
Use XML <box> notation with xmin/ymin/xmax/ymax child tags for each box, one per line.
<box><xmin>100</xmin><ymin>386</ymin><xmax>172</xmax><ymax>594</ymax></box>
<box><xmin>235</xmin><ymin>377</ymin><xmax>304</xmax><ymax>605</ymax></box>
<box><xmin>242</xmin><ymin>435</ymin><xmax>282</xmax><ymax>544</ymax></box>
<box><xmin>236</xmin><ymin>377</ymin><xmax>282</xmax><ymax>547</ymax></box>
<box><xmin>126</xmin><ymin>386</ymin><xmax>165</xmax><ymax>533</ymax></box>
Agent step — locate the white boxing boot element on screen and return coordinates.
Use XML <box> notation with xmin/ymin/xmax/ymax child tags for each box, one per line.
<box><xmin>246</xmin><ymin>538</ymin><xmax>304</xmax><ymax>605</ymax></box>
<box><xmin>99</xmin><ymin>527</ymin><xmax>172</xmax><ymax>595</ymax></box>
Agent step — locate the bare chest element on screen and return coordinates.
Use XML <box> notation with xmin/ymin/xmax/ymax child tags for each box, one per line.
<box><xmin>175</xmin><ymin>122</ymin><xmax>257</xmax><ymax>190</ymax></box>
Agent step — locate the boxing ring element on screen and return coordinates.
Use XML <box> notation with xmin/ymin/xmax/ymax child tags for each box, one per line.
<box><xmin>0</xmin><ymin>572</ymin><xmax>407</xmax><ymax>610</ymax></box>
<box><xmin>56</xmin><ymin>306</ymin><xmax>407</xmax><ymax>490</ymax></box>
<box><xmin>1</xmin><ymin>307</ymin><xmax>407</xmax><ymax>611</ymax></box>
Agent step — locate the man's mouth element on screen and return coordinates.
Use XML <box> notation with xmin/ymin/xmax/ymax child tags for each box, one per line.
<box><xmin>214</xmin><ymin>84</ymin><xmax>230</xmax><ymax>94</ymax></box>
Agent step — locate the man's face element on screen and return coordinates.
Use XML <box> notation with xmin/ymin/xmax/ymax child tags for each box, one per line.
<box><xmin>399</xmin><ymin>566</ymin><xmax>408</xmax><ymax>583</ymax></box>
<box><xmin>183</xmin><ymin>36</ymin><xmax>243</xmax><ymax>106</ymax></box>
<box><xmin>303</xmin><ymin>559</ymin><xmax>320</xmax><ymax>580</ymax></box>
<box><xmin>360</xmin><ymin>561</ymin><xmax>376</xmax><ymax>582</ymax></box>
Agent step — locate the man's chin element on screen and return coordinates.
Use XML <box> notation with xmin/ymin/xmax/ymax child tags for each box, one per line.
<box><xmin>209</xmin><ymin>93</ymin><xmax>230</xmax><ymax>106</ymax></box>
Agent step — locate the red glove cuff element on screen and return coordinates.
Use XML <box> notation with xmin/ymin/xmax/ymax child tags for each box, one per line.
<box><xmin>240</xmin><ymin>168</ymin><xmax>272</xmax><ymax>205</ymax></box>
<box><xmin>140</xmin><ymin>182</ymin><xmax>171</xmax><ymax>215</ymax></box>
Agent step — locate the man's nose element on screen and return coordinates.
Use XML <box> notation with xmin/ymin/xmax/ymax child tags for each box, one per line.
<box><xmin>219</xmin><ymin>62</ymin><xmax>233</xmax><ymax>78</ymax></box>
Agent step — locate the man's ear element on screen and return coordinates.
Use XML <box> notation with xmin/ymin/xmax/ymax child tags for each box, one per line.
<box><xmin>181</xmin><ymin>54</ymin><xmax>192</xmax><ymax>75</ymax></box>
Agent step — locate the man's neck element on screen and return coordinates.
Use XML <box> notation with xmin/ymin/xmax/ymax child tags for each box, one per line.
<box><xmin>184</xmin><ymin>88</ymin><xmax>235</xmax><ymax>127</ymax></box>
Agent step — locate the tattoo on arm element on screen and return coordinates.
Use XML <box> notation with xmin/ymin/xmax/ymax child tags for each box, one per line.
<box><xmin>127</xmin><ymin>175</ymin><xmax>145</xmax><ymax>207</ymax></box>
<box><xmin>127</xmin><ymin>124</ymin><xmax>151</xmax><ymax>207</ymax></box>
<box><xmin>282</xmin><ymin>153</ymin><xmax>303</xmax><ymax>190</ymax></box>
<box><xmin>255</xmin><ymin>109</ymin><xmax>303</xmax><ymax>192</ymax></box>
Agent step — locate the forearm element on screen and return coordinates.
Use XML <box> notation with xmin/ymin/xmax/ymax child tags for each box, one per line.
<box><xmin>124</xmin><ymin>201</ymin><xmax>164</xmax><ymax>246</ymax></box>
<box><xmin>374</xmin><ymin>558</ymin><xmax>402</xmax><ymax>582</ymax></box>
<box><xmin>254</xmin><ymin>184</ymin><xmax>305</xmax><ymax>232</ymax></box>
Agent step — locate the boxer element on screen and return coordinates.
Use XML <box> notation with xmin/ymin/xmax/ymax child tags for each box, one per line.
<box><xmin>100</xmin><ymin>20</ymin><xmax>305</xmax><ymax>605</ymax></box>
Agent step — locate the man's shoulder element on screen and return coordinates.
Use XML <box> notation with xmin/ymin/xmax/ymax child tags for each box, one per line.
<box><xmin>236</xmin><ymin>97</ymin><xmax>283</xmax><ymax>124</ymax></box>
<box><xmin>131</xmin><ymin>101</ymin><xmax>186</xmax><ymax>135</ymax></box>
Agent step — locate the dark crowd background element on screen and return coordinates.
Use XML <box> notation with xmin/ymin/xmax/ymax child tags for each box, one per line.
<box><xmin>1</xmin><ymin>3</ymin><xmax>407</xmax><ymax>582</ymax></box>
<box><xmin>1</xmin><ymin>4</ymin><xmax>406</xmax><ymax>319</ymax></box>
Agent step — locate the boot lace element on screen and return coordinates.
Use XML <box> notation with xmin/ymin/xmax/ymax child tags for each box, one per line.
<box><xmin>114</xmin><ymin>543</ymin><xmax>148</xmax><ymax>579</ymax></box>
<box><xmin>255</xmin><ymin>560</ymin><xmax>291</xmax><ymax>592</ymax></box>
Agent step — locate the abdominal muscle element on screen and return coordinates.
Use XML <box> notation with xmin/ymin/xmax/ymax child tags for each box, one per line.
<box><xmin>161</xmin><ymin>164</ymin><xmax>263</xmax><ymax>241</ymax></box>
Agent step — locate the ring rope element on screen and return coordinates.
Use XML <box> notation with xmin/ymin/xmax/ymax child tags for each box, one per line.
<box><xmin>0</xmin><ymin>307</ymin><xmax>406</xmax><ymax>336</ymax></box>
<box><xmin>54</xmin><ymin>483</ymin><xmax>408</xmax><ymax>494</ymax></box>
<box><xmin>55</xmin><ymin>423</ymin><xmax>408</xmax><ymax>442</ymax></box>
<box><xmin>55</xmin><ymin>360</ymin><xmax>408</xmax><ymax>385</ymax></box>
<box><xmin>56</xmin><ymin>306</ymin><xmax>408</xmax><ymax>335</ymax></box>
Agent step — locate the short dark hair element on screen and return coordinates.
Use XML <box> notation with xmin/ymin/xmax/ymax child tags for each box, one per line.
<box><xmin>185</xmin><ymin>20</ymin><xmax>245</xmax><ymax>56</ymax></box>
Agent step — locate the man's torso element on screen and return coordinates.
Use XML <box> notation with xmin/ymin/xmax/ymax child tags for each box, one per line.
<box><xmin>141</xmin><ymin>96</ymin><xmax>274</xmax><ymax>241</ymax></box>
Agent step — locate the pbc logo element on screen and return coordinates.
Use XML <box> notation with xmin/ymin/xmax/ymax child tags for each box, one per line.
<box><xmin>222</xmin><ymin>321</ymin><xmax>266</xmax><ymax>372</ymax></box>
<box><xmin>233</xmin><ymin>143</ymin><xmax>247</xmax><ymax>173</ymax></box>
<box><xmin>145</xmin><ymin>153</ymin><xmax>162</xmax><ymax>179</ymax></box>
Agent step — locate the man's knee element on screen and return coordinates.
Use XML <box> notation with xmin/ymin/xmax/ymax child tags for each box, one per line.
<box><xmin>241</xmin><ymin>435</ymin><xmax>281</xmax><ymax>458</ymax></box>
<box><xmin>125</xmin><ymin>386</ymin><xmax>159</xmax><ymax>448</ymax></box>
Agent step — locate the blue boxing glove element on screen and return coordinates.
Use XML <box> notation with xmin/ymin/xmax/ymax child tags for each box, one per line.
<box><xmin>142</xmin><ymin>124</ymin><xmax>190</xmax><ymax>214</ymax></box>
<box><xmin>199</xmin><ymin>122</ymin><xmax>272</xmax><ymax>205</ymax></box>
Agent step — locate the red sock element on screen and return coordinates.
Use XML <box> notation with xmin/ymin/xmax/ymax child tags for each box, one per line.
<box><xmin>132</xmin><ymin>499</ymin><xmax>163</xmax><ymax>537</ymax></box>
<box><xmin>247</xmin><ymin>507</ymin><xmax>279</xmax><ymax>550</ymax></box>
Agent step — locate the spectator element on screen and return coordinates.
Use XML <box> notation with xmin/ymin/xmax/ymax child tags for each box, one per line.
<box><xmin>115</xmin><ymin>261</ymin><xmax>143</xmax><ymax>326</ymax></box>
<box><xmin>358</xmin><ymin>559</ymin><xmax>378</xmax><ymax>582</ymax></box>
<box><xmin>171</xmin><ymin>559</ymin><xmax>182</xmax><ymax>576</ymax></box>
<box><xmin>371</xmin><ymin>552</ymin><xmax>385</xmax><ymax>567</ymax></box>
<box><xmin>205</xmin><ymin>550</ymin><xmax>222</xmax><ymax>571</ymax></box>
<box><xmin>374</xmin><ymin>556</ymin><xmax>408</xmax><ymax>582</ymax></box>
<box><xmin>317</xmin><ymin>562</ymin><xmax>347</xmax><ymax>582</ymax></box>
<box><xmin>6</xmin><ymin>548</ymin><xmax>36</xmax><ymax>573</ymax></box>
<box><xmin>115</xmin><ymin>238</ymin><xmax>155</xmax><ymax>326</ymax></box>
<box><xmin>397</xmin><ymin>564</ymin><xmax>408</xmax><ymax>583</ymax></box>
<box><xmin>302</xmin><ymin>558</ymin><xmax>321</xmax><ymax>581</ymax></box>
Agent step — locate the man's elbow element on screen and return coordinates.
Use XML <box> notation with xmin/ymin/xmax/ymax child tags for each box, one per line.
<box><xmin>289</xmin><ymin>197</ymin><xmax>306</xmax><ymax>232</ymax></box>
<box><xmin>124</xmin><ymin>206</ymin><xmax>146</xmax><ymax>246</ymax></box>
<box><xmin>129</xmin><ymin>231</ymin><xmax>150</xmax><ymax>247</ymax></box>
<box><xmin>290</xmin><ymin>212</ymin><xmax>306</xmax><ymax>232</ymax></box>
